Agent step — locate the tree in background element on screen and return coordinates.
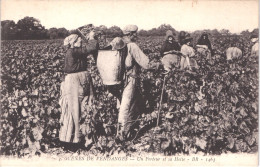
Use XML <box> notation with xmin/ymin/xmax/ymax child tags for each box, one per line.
<box><xmin>47</xmin><ymin>28</ymin><xmax>59</xmax><ymax>39</ymax></box>
<box><xmin>138</xmin><ymin>24</ymin><xmax>178</xmax><ymax>37</ymax></box>
<box><xmin>96</xmin><ymin>25</ymin><xmax>108</xmax><ymax>34</ymax></box>
<box><xmin>105</xmin><ymin>26</ymin><xmax>123</xmax><ymax>38</ymax></box>
<box><xmin>219</xmin><ymin>29</ymin><xmax>230</xmax><ymax>36</ymax></box>
<box><xmin>16</xmin><ymin>17</ymin><xmax>48</xmax><ymax>40</ymax></box>
<box><xmin>1</xmin><ymin>17</ymin><xmax>258</xmax><ymax>40</ymax></box>
<box><xmin>57</xmin><ymin>28</ymin><xmax>69</xmax><ymax>38</ymax></box>
<box><xmin>138</xmin><ymin>29</ymin><xmax>149</xmax><ymax>37</ymax></box>
<box><xmin>156</xmin><ymin>24</ymin><xmax>177</xmax><ymax>36</ymax></box>
<box><xmin>47</xmin><ymin>28</ymin><xmax>69</xmax><ymax>39</ymax></box>
<box><xmin>1</xmin><ymin>20</ymin><xmax>18</xmax><ymax>40</ymax></box>
<box><xmin>240</xmin><ymin>30</ymin><xmax>251</xmax><ymax>37</ymax></box>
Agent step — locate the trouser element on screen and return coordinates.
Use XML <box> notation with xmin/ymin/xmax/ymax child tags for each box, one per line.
<box><xmin>106</xmin><ymin>75</ymin><xmax>145</xmax><ymax>138</ymax></box>
<box><xmin>117</xmin><ymin>76</ymin><xmax>145</xmax><ymax>137</ymax></box>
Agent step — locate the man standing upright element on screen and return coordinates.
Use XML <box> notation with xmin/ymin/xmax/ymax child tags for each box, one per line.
<box><xmin>115</xmin><ymin>25</ymin><xmax>160</xmax><ymax>141</ymax></box>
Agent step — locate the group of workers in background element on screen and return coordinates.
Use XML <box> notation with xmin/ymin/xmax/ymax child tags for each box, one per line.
<box><xmin>58</xmin><ymin>24</ymin><xmax>259</xmax><ymax>151</ymax></box>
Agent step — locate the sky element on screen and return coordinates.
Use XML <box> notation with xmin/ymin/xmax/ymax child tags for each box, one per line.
<box><xmin>1</xmin><ymin>0</ymin><xmax>259</xmax><ymax>33</ymax></box>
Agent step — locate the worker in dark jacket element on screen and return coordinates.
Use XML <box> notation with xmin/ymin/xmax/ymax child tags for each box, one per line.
<box><xmin>178</xmin><ymin>31</ymin><xmax>187</xmax><ymax>46</ymax></box>
<box><xmin>196</xmin><ymin>32</ymin><xmax>213</xmax><ymax>54</ymax></box>
<box><xmin>160</xmin><ymin>30</ymin><xmax>181</xmax><ymax>71</ymax></box>
<box><xmin>160</xmin><ymin>30</ymin><xmax>181</xmax><ymax>56</ymax></box>
<box><xmin>59</xmin><ymin>28</ymin><xmax>99</xmax><ymax>149</ymax></box>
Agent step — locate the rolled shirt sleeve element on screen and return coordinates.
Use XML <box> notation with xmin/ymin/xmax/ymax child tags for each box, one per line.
<box><xmin>128</xmin><ymin>43</ymin><xmax>157</xmax><ymax>69</ymax></box>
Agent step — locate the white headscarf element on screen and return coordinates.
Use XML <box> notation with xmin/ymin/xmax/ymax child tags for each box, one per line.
<box><xmin>64</xmin><ymin>34</ymin><xmax>82</xmax><ymax>48</ymax></box>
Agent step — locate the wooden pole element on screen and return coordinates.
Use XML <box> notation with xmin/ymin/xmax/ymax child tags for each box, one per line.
<box><xmin>77</xmin><ymin>29</ymin><xmax>89</xmax><ymax>42</ymax></box>
<box><xmin>157</xmin><ymin>74</ymin><xmax>167</xmax><ymax>126</ymax></box>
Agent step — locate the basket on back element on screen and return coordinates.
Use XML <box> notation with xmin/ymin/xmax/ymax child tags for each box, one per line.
<box><xmin>97</xmin><ymin>50</ymin><xmax>126</xmax><ymax>85</ymax></box>
<box><xmin>97</xmin><ymin>37</ymin><xmax>127</xmax><ymax>85</ymax></box>
<box><xmin>161</xmin><ymin>54</ymin><xmax>179</xmax><ymax>71</ymax></box>
<box><xmin>226</xmin><ymin>47</ymin><xmax>242</xmax><ymax>61</ymax></box>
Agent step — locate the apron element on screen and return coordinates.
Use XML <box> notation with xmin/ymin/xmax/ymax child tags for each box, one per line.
<box><xmin>59</xmin><ymin>71</ymin><xmax>94</xmax><ymax>143</ymax></box>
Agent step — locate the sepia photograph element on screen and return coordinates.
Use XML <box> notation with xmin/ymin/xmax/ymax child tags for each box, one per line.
<box><xmin>0</xmin><ymin>0</ymin><xmax>259</xmax><ymax>166</ymax></box>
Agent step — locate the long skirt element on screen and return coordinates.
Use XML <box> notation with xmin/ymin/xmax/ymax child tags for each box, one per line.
<box><xmin>59</xmin><ymin>71</ymin><xmax>94</xmax><ymax>143</ymax></box>
<box><xmin>180</xmin><ymin>56</ymin><xmax>199</xmax><ymax>70</ymax></box>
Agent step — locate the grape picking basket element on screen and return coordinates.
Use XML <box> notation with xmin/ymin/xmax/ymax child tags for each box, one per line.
<box><xmin>97</xmin><ymin>50</ymin><xmax>125</xmax><ymax>85</ymax></box>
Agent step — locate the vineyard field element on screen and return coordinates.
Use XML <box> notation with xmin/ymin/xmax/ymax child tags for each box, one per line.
<box><xmin>0</xmin><ymin>35</ymin><xmax>258</xmax><ymax>158</ymax></box>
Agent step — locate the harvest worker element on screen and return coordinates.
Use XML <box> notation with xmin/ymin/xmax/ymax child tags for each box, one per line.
<box><xmin>178</xmin><ymin>31</ymin><xmax>187</xmax><ymax>46</ymax></box>
<box><xmin>180</xmin><ymin>34</ymin><xmax>199</xmax><ymax>71</ymax></box>
<box><xmin>160</xmin><ymin>30</ymin><xmax>181</xmax><ymax>71</ymax></box>
<box><xmin>59</xmin><ymin>28</ymin><xmax>99</xmax><ymax>150</ymax></box>
<box><xmin>196</xmin><ymin>31</ymin><xmax>213</xmax><ymax>54</ymax></box>
<box><xmin>115</xmin><ymin>25</ymin><xmax>160</xmax><ymax>141</ymax></box>
<box><xmin>160</xmin><ymin>30</ymin><xmax>181</xmax><ymax>57</ymax></box>
<box><xmin>250</xmin><ymin>34</ymin><xmax>259</xmax><ymax>57</ymax></box>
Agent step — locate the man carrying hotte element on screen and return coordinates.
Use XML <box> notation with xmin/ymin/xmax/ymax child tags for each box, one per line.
<box><xmin>113</xmin><ymin>25</ymin><xmax>160</xmax><ymax>141</ymax></box>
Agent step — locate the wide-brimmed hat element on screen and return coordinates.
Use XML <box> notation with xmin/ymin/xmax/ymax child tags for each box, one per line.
<box><xmin>123</xmin><ymin>25</ymin><xmax>138</xmax><ymax>35</ymax></box>
<box><xmin>183</xmin><ymin>34</ymin><xmax>193</xmax><ymax>43</ymax></box>
<box><xmin>110</xmin><ymin>37</ymin><xmax>126</xmax><ymax>50</ymax></box>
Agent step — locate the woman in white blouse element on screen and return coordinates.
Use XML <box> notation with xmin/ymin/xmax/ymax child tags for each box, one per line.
<box><xmin>180</xmin><ymin>34</ymin><xmax>199</xmax><ymax>71</ymax></box>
